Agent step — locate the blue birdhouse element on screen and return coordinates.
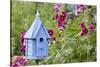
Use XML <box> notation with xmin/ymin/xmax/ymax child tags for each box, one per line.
<box><xmin>24</xmin><ymin>10</ymin><xmax>50</xmax><ymax>59</ymax></box>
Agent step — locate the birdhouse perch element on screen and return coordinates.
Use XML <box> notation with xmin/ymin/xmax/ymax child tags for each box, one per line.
<box><xmin>24</xmin><ymin>10</ymin><xmax>51</xmax><ymax>60</ymax></box>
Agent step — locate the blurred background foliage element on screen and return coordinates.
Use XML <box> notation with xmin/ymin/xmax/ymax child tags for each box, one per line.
<box><xmin>11</xmin><ymin>0</ymin><xmax>96</xmax><ymax>65</ymax></box>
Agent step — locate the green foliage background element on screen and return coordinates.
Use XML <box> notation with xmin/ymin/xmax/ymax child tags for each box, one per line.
<box><xmin>11</xmin><ymin>0</ymin><xmax>96</xmax><ymax>65</ymax></box>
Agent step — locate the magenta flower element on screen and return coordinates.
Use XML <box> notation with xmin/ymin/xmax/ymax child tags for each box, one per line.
<box><xmin>80</xmin><ymin>22</ymin><xmax>85</xmax><ymax>28</ymax></box>
<box><xmin>89</xmin><ymin>24</ymin><xmax>95</xmax><ymax>31</ymax></box>
<box><xmin>20</xmin><ymin>32</ymin><xmax>26</xmax><ymax>54</ymax></box>
<box><xmin>60</xmin><ymin>11</ymin><xmax>67</xmax><ymax>22</ymax></box>
<box><xmin>21</xmin><ymin>32</ymin><xmax>25</xmax><ymax>46</ymax></box>
<box><xmin>57</xmin><ymin>18</ymin><xmax>63</xmax><ymax>29</ymax></box>
<box><xmin>16</xmin><ymin>56</ymin><xmax>27</xmax><ymax>65</ymax></box>
<box><xmin>80</xmin><ymin>28</ymin><xmax>88</xmax><ymax>36</ymax></box>
<box><xmin>77</xmin><ymin>5</ymin><xmax>85</xmax><ymax>10</ymax></box>
<box><xmin>11</xmin><ymin>56</ymin><xmax>28</xmax><ymax>67</ymax></box>
<box><xmin>80</xmin><ymin>5</ymin><xmax>85</xmax><ymax>10</ymax></box>
<box><xmin>56</xmin><ymin>11</ymin><xmax>68</xmax><ymax>29</ymax></box>
<box><xmin>20</xmin><ymin>45</ymin><xmax>25</xmax><ymax>53</ymax></box>
<box><xmin>72</xmin><ymin>4</ymin><xmax>85</xmax><ymax>16</ymax></box>
<box><xmin>12</xmin><ymin>62</ymin><xmax>21</xmax><ymax>67</ymax></box>
<box><xmin>48</xmin><ymin>29</ymin><xmax>54</xmax><ymax>37</ymax></box>
<box><xmin>53</xmin><ymin>3</ymin><xmax>60</xmax><ymax>12</ymax></box>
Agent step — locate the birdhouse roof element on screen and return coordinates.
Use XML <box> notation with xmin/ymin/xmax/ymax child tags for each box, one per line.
<box><xmin>24</xmin><ymin>11</ymin><xmax>50</xmax><ymax>39</ymax></box>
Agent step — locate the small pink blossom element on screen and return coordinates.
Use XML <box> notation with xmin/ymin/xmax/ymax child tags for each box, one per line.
<box><xmin>12</xmin><ymin>62</ymin><xmax>21</xmax><ymax>67</ymax></box>
<box><xmin>80</xmin><ymin>22</ymin><xmax>85</xmax><ymax>28</ymax></box>
<box><xmin>80</xmin><ymin>28</ymin><xmax>88</xmax><ymax>36</ymax></box>
<box><xmin>21</xmin><ymin>32</ymin><xmax>25</xmax><ymax>46</ymax></box>
<box><xmin>20</xmin><ymin>32</ymin><xmax>26</xmax><ymax>54</ymax></box>
<box><xmin>48</xmin><ymin>29</ymin><xmax>54</xmax><ymax>37</ymax></box>
<box><xmin>53</xmin><ymin>3</ymin><xmax>60</xmax><ymax>13</ymax></box>
<box><xmin>56</xmin><ymin>11</ymin><xmax>68</xmax><ymax>29</ymax></box>
<box><xmin>20</xmin><ymin>45</ymin><xmax>26</xmax><ymax>54</ymax></box>
<box><xmin>89</xmin><ymin>24</ymin><xmax>95</xmax><ymax>31</ymax></box>
<box><xmin>11</xmin><ymin>56</ymin><xmax>28</xmax><ymax>67</ymax></box>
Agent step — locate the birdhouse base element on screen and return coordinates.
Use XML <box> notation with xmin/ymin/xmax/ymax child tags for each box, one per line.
<box><xmin>25</xmin><ymin>56</ymin><xmax>48</xmax><ymax>60</ymax></box>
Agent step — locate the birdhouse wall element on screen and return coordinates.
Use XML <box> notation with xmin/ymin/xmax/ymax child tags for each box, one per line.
<box><xmin>25</xmin><ymin>39</ymin><xmax>36</xmax><ymax>59</ymax></box>
<box><xmin>36</xmin><ymin>38</ymin><xmax>48</xmax><ymax>57</ymax></box>
<box><xmin>35</xmin><ymin>25</ymin><xmax>49</xmax><ymax>57</ymax></box>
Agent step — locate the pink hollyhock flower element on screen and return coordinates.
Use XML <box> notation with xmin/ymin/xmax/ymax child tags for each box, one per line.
<box><xmin>80</xmin><ymin>22</ymin><xmax>85</xmax><ymax>28</ymax></box>
<box><xmin>20</xmin><ymin>32</ymin><xmax>26</xmax><ymax>53</ymax></box>
<box><xmin>60</xmin><ymin>11</ymin><xmax>68</xmax><ymax>22</ymax></box>
<box><xmin>48</xmin><ymin>29</ymin><xmax>54</xmax><ymax>37</ymax></box>
<box><xmin>56</xmin><ymin>11</ymin><xmax>68</xmax><ymax>29</ymax></box>
<box><xmin>89</xmin><ymin>24</ymin><xmax>95</xmax><ymax>31</ymax></box>
<box><xmin>72</xmin><ymin>4</ymin><xmax>85</xmax><ymax>16</ymax></box>
<box><xmin>80</xmin><ymin>28</ymin><xmax>88</xmax><ymax>36</ymax></box>
<box><xmin>77</xmin><ymin>5</ymin><xmax>85</xmax><ymax>10</ymax></box>
<box><xmin>53</xmin><ymin>3</ymin><xmax>60</xmax><ymax>13</ymax></box>
<box><xmin>12</xmin><ymin>62</ymin><xmax>21</xmax><ymax>67</ymax></box>
<box><xmin>21</xmin><ymin>32</ymin><xmax>25</xmax><ymax>46</ymax></box>
<box><xmin>80</xmin><ymin>5</ymin><xmax>85</xmax><ymax>10</ymax></box>
<box><xmin>16</xmin><ymin>56</ymin><xmax>27</xmax><ymax>65</ymax></box>
<box><xmin>57</xmin><ymin>18</ymin><xmax>63</xmax><ymax>29</ymax></box>
<box><xmin>11</xmin><ymin>56</ymin><xmax>28</xmax><ymax>67</ymax></box>
<box><xmin>20</xmin><ymin>45</ymin><xmax>25</xmax><ymax>53</ymax></box>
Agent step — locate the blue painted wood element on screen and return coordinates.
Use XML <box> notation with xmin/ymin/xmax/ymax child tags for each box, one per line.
<box><xmin>36</xmin><ymin>25</ymin><xmax>49</xmax><ymax>57</ymax></box>
<box><xmin>26</xmin><ymin>39</ymin><xmax>31</xmax><ymax>58</ymax></box>
<box><xmin>25</xmin><ymin>39</ymin><xmax>28</xmax><ymax>57</ymax></box>
<box><xmin>24</xmin><ymin>16</ymin><xmax>50</xmax><ymax>39</ymax></box>
<box><xmin>24</xmin><ymin>10</ymin><xmax>50</xmax><ymax>59</ymax></box>
<box><xmin>27</xmin><ymin>40</ymin><xmax>32</xmax><ymax>56</ymax></box>
<box><xmin>32</xmin><ymin>40</ymin><xmax>36</xmax><ymax>57</ymax></box>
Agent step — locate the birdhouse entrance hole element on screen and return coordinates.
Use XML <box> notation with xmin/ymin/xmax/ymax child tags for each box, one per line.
<box><xmin>40</xmin><ymin>38</ymin><xmax>43</xmax><ymax>42</ymax></box>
